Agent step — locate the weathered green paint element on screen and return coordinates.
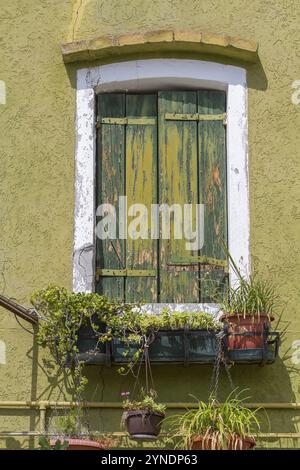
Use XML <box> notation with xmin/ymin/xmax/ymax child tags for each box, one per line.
<box><xmin>97</xmin><ymin>92</ymin><xmax>226</xmax><ymax>303</ymax></box>
<box><xmin>125</xmin><ymin>94</ymin><xmax>158</xmax><ymax>302</ymax></box>
<box><xmin>97</xmin><ymin>94</ymin><xmax>157</xmax><ymax>303</ymax></box>
<box><xmin>158</xmin><ymin>91</ymin><xmax>199</xmax><ymax>302</ymax></box>
<box><xmin>96</xmin><ymin>93</ymin><xmax>126</xmax><ymax>301</ymax></box>
<box><xmin>198</xmin><ymin>91</ymin><xmax>227</xmax><ymax>301</ymax></box>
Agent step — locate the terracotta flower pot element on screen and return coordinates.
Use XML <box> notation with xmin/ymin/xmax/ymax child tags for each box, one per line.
<box><xmin>124</xmin><ymin>410</ymin><xmax>164</xmax><ymax>439</ymax></box>
<box><xmin>221</xmin><ymin>314</ymin><xmax>273</xmax><ymax>350</ymax></box>
<box><xmin>50</xmin><ymin>438</ymin><xmax>106</xmax><ymax>450</ymax></box>
<box><xmin>191</xmin><ymin>435</ymin><xmax>256</xmax><ymax>450</ymax></box>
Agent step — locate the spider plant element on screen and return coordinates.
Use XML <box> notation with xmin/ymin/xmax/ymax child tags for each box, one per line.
<box><xmin>219</xmin><ymin>250</ymin><xmax>279</xmax><ymax>319</ymax></box>
<box><xmin>165</xmin><ymin>390</ymin><xmax>262</xmax><ymax>450</ymax></box>
<box><xmin>221</xmin><ymin>276</ymin><xmax>278</xmax><ymax>319</ymax></box>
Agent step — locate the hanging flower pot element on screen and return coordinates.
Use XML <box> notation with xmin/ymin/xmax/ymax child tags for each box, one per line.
<box><xmin>123</xmin><ymin>410</ymin><xmax>165</xmax><ymax>440</ymax></box>
<box><xmin>121</xmin><ymin>390</ymin><xmax>166</xmax><ymax>440</ymax></box>
<box><xmin>165</xmin><ymin>392</ymin><xmax>260</xmax><ymax>451</ymax></box>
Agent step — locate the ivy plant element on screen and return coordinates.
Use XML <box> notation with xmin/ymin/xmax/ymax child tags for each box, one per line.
<box><xmin>32</xmin><ymin>286</ymin><xmax>222</xmax><ymax>379</ymax></box>
<box><xmin>31</xmin><ymin>285</ymin><xmax>121</xmax><ymax>393</ymax></box>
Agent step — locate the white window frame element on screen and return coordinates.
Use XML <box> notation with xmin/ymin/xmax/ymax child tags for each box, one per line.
<box><xmin>73</xmin><ymin>59</ymin><xmax>250</xmax><ymax>313</ymax></box>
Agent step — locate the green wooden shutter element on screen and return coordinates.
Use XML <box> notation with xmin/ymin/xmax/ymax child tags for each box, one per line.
<box><xmin>158</xmin><ymin>91</ymin><xmax>199</xmax><ymax>302</ymax></box>
<box><xmin>96</xmin><ymin>94</ymin><xmax>158</xmax><ymax>302</ymax></box>
<box><xmin>198</xmin><ymin>91</ymin><xmax>228</xmax><ymax>301</ymax></box>
<box><xmin>125</xmin><ymin>95</ymin><xmax>158</xmax><ymax>302</ymax></box>
<box><xmin>96</xmin><ymin>91</ymin><xmax>227</xmax><ymax>303</ymax></box>
<box><xmin>96</xmin><ymin>94</ymin><xmax>126</xmax><ymax>301</ymax></box>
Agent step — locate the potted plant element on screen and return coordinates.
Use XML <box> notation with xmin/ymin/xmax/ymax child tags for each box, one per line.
<box><xmin>166</xmin><ymin>391</ymin><xmax>261</xmax><ymax>450</ymax></box>
<box><xmin>219</xmin><ymin>254</ymin><xmax>278</xmax><ymax>352</ymax></box>
<box><xmin>121</xmin><ymin>389</ymin><xmax>166</xmax><ymax>440</ymax></box>
<box><xmin>106</xmin><ymin>308</ymin><xmax>222</xmax><ymax>371</ymax></box>
<box><xmin>31</xmin><ymin>285</ymin><xmax>120</xmax><ymax>450</ymax></box>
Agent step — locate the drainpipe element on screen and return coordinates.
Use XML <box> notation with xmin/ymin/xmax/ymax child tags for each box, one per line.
<box><xmin>38</xmin><ymin>402</ymin><xmax>48</xmax><ymax>434</ymax></box>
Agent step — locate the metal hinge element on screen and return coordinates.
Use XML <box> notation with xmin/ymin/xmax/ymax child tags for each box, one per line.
<box><xmin>164</xmin><ymin>113</ymin><xmax>227</xmax><ymax>125</ymax></box>
<box><xmin>96</xmin><ymin>268</ymin><xmax>156</xmax><ymax>280</ymax></box>
<box><xmin>168</xmin><ymin>255</ymin><xmax>228</xmax><ymax>270</ymax></box>
<box><xmin>96</xmin><ymin>117</ymin><xmax>156</xmax><ymax>127</ymax></box>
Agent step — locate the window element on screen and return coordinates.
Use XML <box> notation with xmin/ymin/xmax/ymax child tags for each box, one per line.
<box><xmin>95</xmin><ymin>90</ymin><xmax>227</xmax><ymax>303</ymax></box>
<box><xmin>73</xmin><ymin>59</ymin><xmax>249</xmax><ymax>299</ymax></box>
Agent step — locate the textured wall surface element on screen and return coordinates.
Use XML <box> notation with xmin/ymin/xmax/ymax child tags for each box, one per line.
<box><xmin>1</xmin><ymin>0</ymin><xmax>300</xmax><ymax>449</ymax></box>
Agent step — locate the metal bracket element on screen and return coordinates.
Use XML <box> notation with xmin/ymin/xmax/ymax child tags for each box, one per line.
<box><xmin>169</xmin><ymin>255</ymin><xmax>228</xmax><ymax>270</ymax></box>
<box><xmin>165</xmin><ymin>112</ymin><xmax>227</xmax><ymax>125</ymax></box>
<box><xmin>96</xmin><ymin>268</ymin><xmax>156</xmax><ymax>278</ymax></box>
<box><xmin>96</xmin><ymin>117</ymin><xmax>156</xmax><ymax>127</ymax></box>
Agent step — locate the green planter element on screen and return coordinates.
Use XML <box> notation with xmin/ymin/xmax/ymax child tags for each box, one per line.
<box><xmin>77</xmin><ymin>321</ymin><xmax>108</xmax><ymax>365</ymax></box>
<box><xmin>111</xmin><ymin>329</ymin><xmax>218</xmax><ymax>365</ymax></box>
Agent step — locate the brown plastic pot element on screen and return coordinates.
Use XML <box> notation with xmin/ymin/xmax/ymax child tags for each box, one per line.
<box><xmin>124</xmin><ymin>410</ymin><xmax>165</xmax><ymax>439</ymax></box>
<box><xmin>191</xmin><ymin>435</ymin><xmax>256</xmax><ymax>450</ymax></box>
<box><xmin>221</xmin><ymin>314</ymin><xmax>273</xmax><ymax>350</ymax></box>
<box><xmin>50</xmin><ymin>438</ymin><xmax>106</xmax><ymax>450</ymax></box>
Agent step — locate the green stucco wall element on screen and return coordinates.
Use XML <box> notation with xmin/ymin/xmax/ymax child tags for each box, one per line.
<box><xmin>1</xmin><ymin>0</ymin><xmax>300</xmax><ymax>449</ymax></box>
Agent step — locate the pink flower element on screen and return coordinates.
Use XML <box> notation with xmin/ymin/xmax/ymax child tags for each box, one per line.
<box><xmin>121</xmin><ymin>391</ymin><xmax>130</xmax><ymax>397</ymax></box>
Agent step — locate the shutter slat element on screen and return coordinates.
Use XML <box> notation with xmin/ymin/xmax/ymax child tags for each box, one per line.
<box><xmin>159</xmin><ymin>91</ymin><xmax>200</xmax><ymax>303</ymax></box>
<box><xmin>96</xmin><ymin>94</ymin><xmax>126</xmax><ymax>301</ymax></box>
<box><xmin>125</xmin><ymin>94</ymin><xmax>158</xmax><ymax>302</ymax></box>
<box><xmin>198</xmin><ymin>90</ymin><xmax>228</xmax><ymax>302</ymax></box>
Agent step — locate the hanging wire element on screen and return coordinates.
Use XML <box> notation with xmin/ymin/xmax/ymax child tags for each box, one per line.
<box><xmin>132</xmin><ymin>333</ymin><xmax>155</xmax><ymax>398</ymax></box>
<box><xmin>210</xmin><ymin>329</ymin><xmax>235</xmax><ymax>399</ymax></box>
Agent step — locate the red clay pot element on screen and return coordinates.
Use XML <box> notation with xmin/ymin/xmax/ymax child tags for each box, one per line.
<box><xmin>50</xmin><ymin>438</ymin><xmax>106</xmax><ymax>450</ymax></box>
<box><xmin>191</xmin><ymin>435</ymin><xmax>256</xmax><ymax>450</ymax></box>
<box><xmin>221</xmin><ymin>314</ymin><xmax>273</xmax><ymax>350</ymax></box>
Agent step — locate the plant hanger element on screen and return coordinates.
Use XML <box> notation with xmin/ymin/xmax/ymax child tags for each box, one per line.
<box><xmin>132</xmin><ymin>333</ymin><xmax>156</xmax><ymax>398</ymax></box>
<box><xmin>209</xmin><ymin>329</ymin><xmax>235</xmax><ymax>400</ymax></box>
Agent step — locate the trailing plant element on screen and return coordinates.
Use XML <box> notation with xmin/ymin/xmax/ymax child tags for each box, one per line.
<box><xmin>32</xmin><ymin>285</ymin><xmax>222</xmax><ymax>378</ymax></box>
<box><xmin>165</xmin><ymin>390</ymin><xmax>262</xmax><ymax>450</ymax></box>
<box><xmin>105</xmin><ymin>308</ymin><xmax>222</xmax><ymax>374</ymax></box>
<box><xmin>31</xmin><ymin>285</ymin><xmax>121</xmax><ymax>393</ymax></box>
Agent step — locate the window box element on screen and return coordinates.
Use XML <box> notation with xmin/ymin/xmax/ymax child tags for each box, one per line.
<box><xmin>223</xmin><ymin>330</ymin><xmax>280</xmax><ymax>365</ymax></box>
<box><xmin>111</xmin><ymin>329</ymin><xmax>218</xmax><ymax>365</ymax></box>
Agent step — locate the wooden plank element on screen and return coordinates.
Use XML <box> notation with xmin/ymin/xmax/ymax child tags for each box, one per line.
<box><xmin>125</xmin><ymin>94</ymin><xmax>158</xmax><ymax>302</ymax></box>
<box><xmin>96</xmin><ymin>94</ymin><xmax>125</xmax><ymax>301</ymax></box>
<box><xmin>198</xmin><ymin>90</ymin><xmax>228</xmax><ymax>302</ymax></box>
<box><xmin>158</xmin><ymin>91</ymin><xmax>199</xmax><ymax>302</ymax></box>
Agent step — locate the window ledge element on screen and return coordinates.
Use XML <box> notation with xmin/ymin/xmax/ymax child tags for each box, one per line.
<box><xmin>61</xmin><ymin>30</ymin><xmax>258</xmax><ymax>64</ymax></box>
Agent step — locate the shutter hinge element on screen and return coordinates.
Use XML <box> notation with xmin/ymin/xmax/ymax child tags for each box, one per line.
<box><xmin>169</xmin><ymin>255</ymin><xmax>228</xmax><ymax>270</ymax></box>
<box><xmin>96</xmin><ymin>268</ymin><xmax>156</xmax><ymax>278</ymax></box>
<box><xmin>164</xmin><ymin>113</ymin><xmax>227</xmax><ymax>125</ymax></box>
<box><xmin>96</xmin><ymin>117</ymin><xmax>156</xmax><ymax>127</ymax></box>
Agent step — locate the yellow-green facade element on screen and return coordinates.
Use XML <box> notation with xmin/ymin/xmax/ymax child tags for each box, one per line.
<box><xmin>1</xmin><ymin>0</ymin><xmax>300</xmax><ymax>449</ymax></box>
